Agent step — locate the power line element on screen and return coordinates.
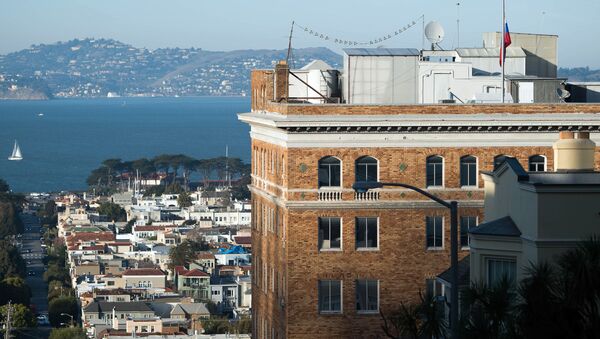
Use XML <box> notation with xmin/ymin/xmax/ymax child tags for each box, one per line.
<box><xmin>294</xmin><ymin>15</ymin><xmax>424</xmax><ymax>47</ymax></box>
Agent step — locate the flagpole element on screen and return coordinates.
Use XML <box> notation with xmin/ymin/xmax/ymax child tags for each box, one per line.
<box><xmin>502</xmin><ymin>0</ymin><xmax>506</xmax><ymax>103</ymax></box>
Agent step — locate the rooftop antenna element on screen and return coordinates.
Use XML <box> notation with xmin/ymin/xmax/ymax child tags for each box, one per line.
<box><xmin>287</xmin><ymin>21</ymin><xmax>295</xmax><ymax>68</ymax></box>
<box><xmin>425</xmin><ymin>21</ymin><xmax>445</xmax><ymax>50</ymax></box>
<box><xmin>456</xmin><ymin>2</ymin><xmax>461</xmax><ymax>48</ymax></box>
<box><xmin>557</xmin><ymin>88</ymin><xmax>571</xmax><ymax>103</ymax></box>
<box><xmin>225</xmin><ymin>145</ymin><xmax>230</xmax><ymax>187</ymax></box>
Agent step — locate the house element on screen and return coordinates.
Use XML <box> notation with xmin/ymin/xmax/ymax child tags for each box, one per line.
<box><xmin>82</xmin><ymin>301</ymin><xmax>155</xmax><ymax>328</ymax></box>
<box><xmin>175</xmin><ymin>267</ymin><xmax>210</xmax><ymax>301</ymax></box>
<box><xmin>122</xmin><ymin>268</ymin><xmax>166</xmax><ymax>290</ymax></box>
<box><xmin>190</xmin><ymin>252</ymin><xmax>216</xmax><ymax>274</ymax></box>
<box><xmin>214</xmin><ymin>246</ymin><xmax>250</xmax><ymax>266</ymax></box>
<box><xmin>210</xmin><ymin>276</ymin><xmax>238</xmax><ymax>313</ymax></box>
<box><xmin>94</xmin><ymin>289</ymin><xmax>132</xmax><ymax>303</ymax></box>
<box><xmin>472</xmin><ymin>131</ymin><xmax>600</xmax><ymax>286</ymax></box>
<box><xmin>170</xmin><ymin>303</ymin><xmax>210</xmax><ymax>333</ymax></box>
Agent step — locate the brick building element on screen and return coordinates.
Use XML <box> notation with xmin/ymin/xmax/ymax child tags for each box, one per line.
<box><xmin>238</xmin><ymin>61</ymin><xmax>600</xmax><ymax>338</ymax></box>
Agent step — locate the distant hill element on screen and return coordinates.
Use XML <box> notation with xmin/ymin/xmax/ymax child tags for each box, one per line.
<box><xmin>559</xmin><ymin>67</ymin><xmax>600</xmax><ymax>82</ymax></box>
<box><xmin>0</xmin><ymin>38</ymin><xmax>342</xmax><ymax>99</ymax></box>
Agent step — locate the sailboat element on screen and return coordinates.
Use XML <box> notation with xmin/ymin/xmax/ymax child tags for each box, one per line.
<box><xmin>8</xmin><ymin>140</ymin><xmax>22</xmax><ymax>161</ymax></box>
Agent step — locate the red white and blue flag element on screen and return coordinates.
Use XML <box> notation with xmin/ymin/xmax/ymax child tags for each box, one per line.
<box><xmin>499</xmin><ymin>23</ymin><xmax>512</xmax><ymax>66</ymax></box>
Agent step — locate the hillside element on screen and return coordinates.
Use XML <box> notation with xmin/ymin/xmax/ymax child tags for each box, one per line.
<box><xmin>558</xmin><ymin>67</ymin><xmax>600</xmax><ymax>82</ymax></box>
<box><xmin>0</xmin><ymin>38</ymin><xmax>342</xmax><ymax>98</ymax></box>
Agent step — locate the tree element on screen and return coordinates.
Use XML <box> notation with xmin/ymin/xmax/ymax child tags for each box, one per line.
<box><xmin>0</xmin><ymin>303</ymin><xmax>36</xmax><ymax>329</ymax></box>
<box><xmin>49</xmin><ymin>327</ymin><xmax>86</xmax><ymax>339</ymax></box>
<box><xmin>43</xmin><ymin>263</ymin><xmax>70</xmax><ymax>285</ymax></box>
<box><xmin>381</xmin><ymin>292</ymin><xmax>446</xmax><ymax>339</ymax></box>
<box><xmin>0</xmin><ymin>179</ymin><xmax>9</xmax><ymax>193</ymax></box>
<box><xmin>231</xmin><ymin>175</ymin><xmax>251</xmax><ymax>201</ymax></box>
<box><xmin>130</xmin><ymin>158</ymin><xmax>156</xmax><ymax>177</ymax></box>
<box><xmin>48</xmin><ymin>296</ymin><xmax>78</xmax><ymax>327</ymax></box>
<box><xmin>0</xmin><ymin>202</ymin><xmax>24</xmax><ymax>237</ymax></box>
<box><xmin>168</xmin><ymin>240</ymin><xmax>209</xmax><ymax>269</ymax></box>
<box><xmin>0</xmin><ymin>241</ymin><xmax>26</xmax><ymax>280</ymax></box>
<box><xmin>86</xmin><ymin>167</ymin><xmax>109</xmax><ymax>187</ymax></box>
<box><xmin>102</xmin><ymin>158</ymin><xmax>123</xmax><ymax>185</ymax></box>
<box><xmin>232</xmin><ymin>315</ymin><xmax>252</xmax><ymax>334</ymax></box>
<box><xmin>164</xmin><ymin>183</ymin><xmax>183</xmax><ymax>194</ymax></box>
<box><xmin>177</xmin><ymin>192</ymin><xmax>192</xmax><ymax>208</ymax></box>
<box><xmin>201</xmin><ymin>317</ymin><xmax>231</xmax><ymax>334</ymax></box>
<box><xmin>0</xmin><ymin>276</ymin><xmax>31</xmax><ymax>306</ymax></box>
<box><xmin>97</xmin><ymin>202</ymin><xmax>127</xmax><ymax>222</ymax></box>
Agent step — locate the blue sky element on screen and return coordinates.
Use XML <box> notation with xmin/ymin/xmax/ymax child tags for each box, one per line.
<box><xmin>1</xmin><ymin>0</ymin><xmax>599</xmax><ymax>68</ymax></box>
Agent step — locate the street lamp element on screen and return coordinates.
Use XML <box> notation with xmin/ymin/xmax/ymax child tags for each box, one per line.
<box><xmin>60</xmin><ymin>313</ymin><xmax>74</xmax><ymax>327</ymax></box>
<box><xmin>352</xmin><ymin>181</ymin><xmax>459</xmax><ymax>338</ymax></box>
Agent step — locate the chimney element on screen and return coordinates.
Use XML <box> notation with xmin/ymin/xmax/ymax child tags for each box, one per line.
<box><xmin>553</xmin><ymin>131</ymin><xmax>596</xmax><ymax>172</ymax></box>
<box><xmin>274</xmin><ymin>60</ymin><xmax>289</xmax><ymax>102</ymax></box>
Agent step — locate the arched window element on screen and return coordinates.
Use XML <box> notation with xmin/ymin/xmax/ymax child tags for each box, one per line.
<box><xmin>426</xmin><ymin>156</ymin><xmax>444</xmax><ymax>187</ymax></box>
<box><xmin>318</xmin><ymin>156</ymin><xmax>341</xmax><ymax>188</ymax></box>
<box><xmin>355</xmin><ymin>156</ymin><xmax>378</xmax><ymax>183</ymax></box>
<box><xmin>460</xmin><ymin>156</ymin><xmax>478</xmax><ymax>187</ymax></box>
<box><xmin>529</xmin><ymin>155</ymin><xmax>546</xmax><ymax>172</ymax></box>
<box><xmin>493</xmin><ymin>155</ymin><xmax>509</xmax><ymax>170</ymax></box>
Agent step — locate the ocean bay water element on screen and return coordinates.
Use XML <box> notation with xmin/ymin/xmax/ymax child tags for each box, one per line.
<box><xmin>0</xmin><ymin>97</ymin><xmax>251</xmax><ymax>192</ymax></box>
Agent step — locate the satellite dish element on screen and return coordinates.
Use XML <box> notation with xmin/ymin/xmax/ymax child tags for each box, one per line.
<box><xmin>425</xmin><ymin>21</ymin><xmax>445</xmax><ymax>48</ymax></box>
<box><xmin>557</xmin><ymin>88</ymin><xmax>571</xmax><ymax>102</ymax></box>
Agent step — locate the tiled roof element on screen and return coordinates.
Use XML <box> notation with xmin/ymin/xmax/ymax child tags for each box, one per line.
<box><xmin>122</xmin><ymin>268</ymin><xmax>165</xmax><ymax>276</ymax></box>
<box><xmin>196</xmin><ymin>252</ymin><xmax>215</xmax><ymax>260</ymax></box>
<box><xmin>234</xmin><ymin>236</ymin><xmax>251</xmax><ymax>245</ymax></box>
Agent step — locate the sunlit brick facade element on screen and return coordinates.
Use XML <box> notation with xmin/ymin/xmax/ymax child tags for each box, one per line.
<box><xmin>239</xmin><ymin>65</ymin><xmax>600</xmax><ymax>339</ymax></box>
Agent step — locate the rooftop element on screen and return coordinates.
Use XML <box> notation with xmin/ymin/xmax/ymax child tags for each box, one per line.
<box><xmin>343</xmin><ymin>48</ymin><xmax>420</xmax><ymax>56</ymax></box>
<box><xmin>470</xmin><ymin>216</ymin><xmax>522</xmax><ymax>237</ymax></box>
<box><xmin>122</xmin><ymin>268</ymin><xmax>165</xmax><ymax>276</ymax></box>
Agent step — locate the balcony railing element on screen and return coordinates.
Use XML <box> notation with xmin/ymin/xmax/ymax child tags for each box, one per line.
<box><xmin>354</xmin><ymin>190</ymin><xmax>380</xmax><ymax>201</ymax></box>
<box><xmin>318</xmin><ymin>190</ymin><xmax>343</xmax><ymax>201</ymax></box>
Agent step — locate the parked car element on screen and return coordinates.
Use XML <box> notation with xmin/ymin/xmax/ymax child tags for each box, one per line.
<box><xmin>27</xmin><ymin>271</ymin><xmax>35</xmax><ymax>276</ymax></box>
<box><xmin>36</xmin><ymin>314</ymin><xmax>49</xmax><ymax>326</ymax></box>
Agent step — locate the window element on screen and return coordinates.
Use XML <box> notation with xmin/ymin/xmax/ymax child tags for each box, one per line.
<box><xmin>356</xmin><ymin>217</ymin><xmax>378</xmax><ymax>249</ymax></box>
<box><xmin>426</xmin><ymin>156</ymin><xmax>444</xmax><ymax>187</ymax></box>
<box><xmin>318</xmin><ymin>280</ymin><xmax>342</xmax><ymax>313</ymax></box>
<box><xmin>494</xmin><ymin>155</ymin><xmax>509</xmax><ymax>170</ymax></box>
<box><xmin>318</xmin><ymin>217</ymin><xmax>341</xmax><ymax>250</ymax></box>
<box><xmin>355</xmin><ymin>156</ymin><xmax>378</xmax><ymax>183</ymax></box>
<box><xmin>426</xmin><ymin>216</ymin><xmax>443</xmax><ymax>249</ymax></box>
<box><xmin>318</xmin><ymin>156</ymin><xmax>341</xmax><ymax>188</ymax></box>
<box><xmin>426</xmin><ymin>278</ymin><xmax>445</xmax><ymax>298</ymax></box>
<box><xmin>460</xmin><ymin>156</ymin><xmax>478</xmax><ymax>187</ymax></box>
<box><xmin>356</xmin><ymin>280</ymin><xmax>379</xmax><ymax>313</ymax></box>
<box><xmin>460</xmin><ymin>216</ymin><xmax>477</xmax><ymax>248</ymax></box>
<box><xmin>529</xmin><ymin>155</ymin><xmax>546</xmax><ymax>172</ymax></box>
<box><xmin>487</xmin><ymin>258</ymin><xmax>516</xmax><ymax>286</ymax></box>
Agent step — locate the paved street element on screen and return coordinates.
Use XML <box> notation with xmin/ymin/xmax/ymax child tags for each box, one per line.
<box><xmin>21</xmin><ymin>213</ymin><xmax>49</xmax><ymax>315</ymax></box>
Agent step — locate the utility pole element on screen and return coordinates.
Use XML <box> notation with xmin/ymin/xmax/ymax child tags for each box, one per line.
<box><xmin>5</xmin><ymin>300</ymin><xmax>12</xmax><ymax>339</ymax></box>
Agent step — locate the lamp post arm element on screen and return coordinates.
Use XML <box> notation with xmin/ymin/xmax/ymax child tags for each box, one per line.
<box><xmin>379</xmin><ymin>182</ymin><xmax>452</xmax><ymax>209</ymax></box>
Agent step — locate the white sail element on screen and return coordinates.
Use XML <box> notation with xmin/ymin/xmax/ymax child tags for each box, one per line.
<box><xmin>8</xmin><ymin>140</ymin><xmax>22</xmax><ymax>161</ymax></box>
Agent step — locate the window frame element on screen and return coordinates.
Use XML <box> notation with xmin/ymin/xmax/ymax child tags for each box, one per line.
<box><xmin>318</xmin><ymin>280</ymin><xmax>343</xmax><ymax>314</ymax></box>
<box><xmin>460</xmin><ymin>155</ymin><xmax>478</xmax><ymax>187</ymax></box>
<box><xmin>485</xmin><ymin>257</ymin><xmax>517</xmax><ymax>287</ymax></box>
<box><xmin>318</xmin><ymin>217</ymin><xmax>343</xmax><ymax>251</ymax></box>
<box><xmin>528</xmin><ymin>155</ymin><xmax>546</xmax><ymax>172</ymax></box>
<box><xmin>425</xmin><ymin>216</ymin><xmax>444</xmax><ymax>250</ymax></box>
<box><xmin>355</xmin><ymin>217</ymin><xmax>379</xmax><ymax>251</ymax></box>
<box><xmin>426</xmin><ymin>155</ymin><xmax>445</xmax><ymax>188</ymax></box>
<box><xmin>356</xmin><ymin>279</ymin><xmax>380</xmax><ymax>314</ymax></box>
<box><xmin>355</xmin><ymin>156</ymin><xmax>379</xmax><ymax>183</ymax></box>
<box><xmin>318</xmin><ymin>156</ymin><xmax>342</xmax><ymax>189</ymax></box>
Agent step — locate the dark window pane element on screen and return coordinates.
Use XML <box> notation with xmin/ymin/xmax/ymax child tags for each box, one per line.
<box><xmin>356</xmin><ymin>280</ymin><xmax>366</xmax><ymax>311</ymax></box>
<box><xmin>367</xmin><ymin>280</ymin><xmax>378</xmax><ymax>310</ymax></box>
<box><xmin>318</xmin><ymin>166</ymin><xmax>329</xmax><ymax>187</ymax></box>
<box><xmin>318</xmin><ymin>281</ymin><xmax>328</xmax><ymax>311</ymax></box>
<box><xmin>426</xmin><ymin>217</ymin><xmax>434</xmax><ymax>247</ymax></box>
<box><xmin>367</xmin><ymin>164</ymin><xmax>378</xmax><ymax>182</ymax></box>
<box><xmin>426</xmin><ymin>165</ymin><xmax>435</xmax><ymax>186</ymax></box>
<box><xmin>367</xmin><ymin>219</ymin><xmax>378</xmax><ymax>248</ymax></box>
<box><xmin>330</xmin><ymin>280</ymin><xmax>341</xmax><ymax>311</ymax></box>
<box><xmin>330</xmin><ymin>164</ymin><xmax>341</xmax><ymax>186</ymax></box>
<box><xmin>356</xmin><ymin>164</ymin><xmax>367</xmax><ymax>182</ymax></box>
<box><xmin>356</xmin><ymin>218</ymin><xmax>366</xmax><ymax>248</ymax></box>
<box><xmin>435</xmin><ymin>217</ymin><xmax>443</xmax><ymax>247</ymax></box>
<box><xmin>330</xmin><ymin>218</ymin><xmax>341</xmax><ymax>249</ymax></box>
